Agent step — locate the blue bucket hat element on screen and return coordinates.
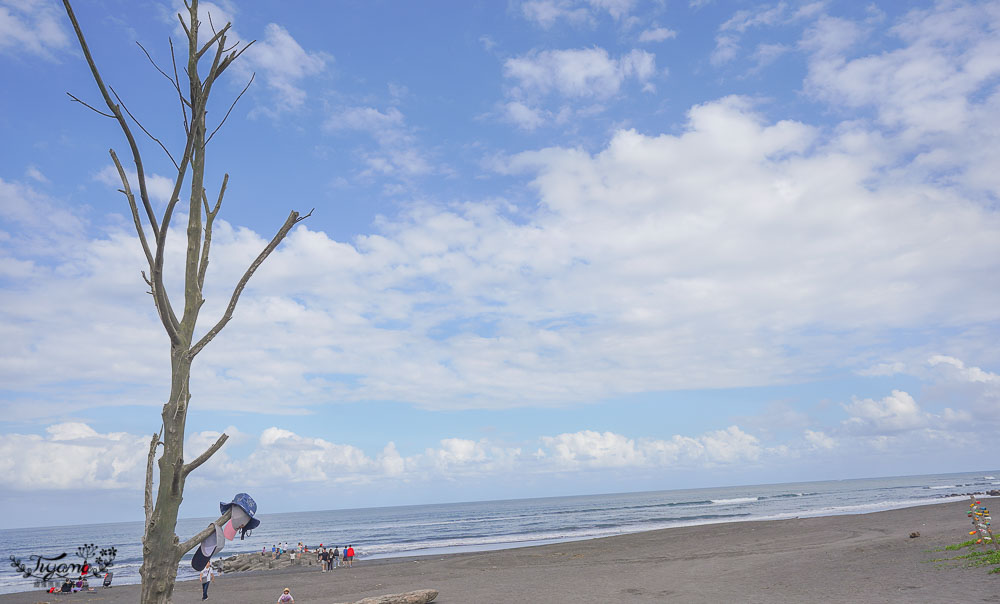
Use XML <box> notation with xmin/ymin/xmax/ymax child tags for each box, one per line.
<box><xmin>220</xmin><ymin>493</ymin><xmax>260</xmax><ymax>538</ymax></box>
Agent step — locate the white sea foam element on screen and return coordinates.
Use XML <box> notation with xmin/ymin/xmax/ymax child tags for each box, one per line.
<box><xmin>710</xmin><ymin>497</ymin><xmax>760</xmax><ymax>505</ymax></box>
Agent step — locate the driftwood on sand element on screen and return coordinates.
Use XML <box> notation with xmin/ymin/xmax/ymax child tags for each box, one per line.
<box><xmin>333</xmin><ymin>589</ymin><xmax>438</xmax><ymax>604</ymax></box>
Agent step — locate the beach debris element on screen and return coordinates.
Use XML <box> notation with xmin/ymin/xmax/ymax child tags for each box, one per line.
<box><xmin>333</xmin><ymin>589</ymin><xmax>439</xmax><ymax>604</ymax></box>
<box><xmin>909</xmin><ymin>532</ymin><xmax>920</xmax><ymax>538</ymax></box>
<box><xmin>966</xmin><ymin>496</ymin><xmax>998</xmax><ymax>551</ymax></box>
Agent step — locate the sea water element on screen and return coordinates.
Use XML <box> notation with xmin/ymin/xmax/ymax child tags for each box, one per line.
<box><xmin>2</xmin><ymin>470</ymin><xmax>997</xmax><ymax>595</ymax></box>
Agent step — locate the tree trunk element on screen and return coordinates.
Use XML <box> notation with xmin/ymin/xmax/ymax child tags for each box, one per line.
<box><xmin>139</xmin><ymin>346</ymin><xmax>192</xmax><ymax>604</ymax></box>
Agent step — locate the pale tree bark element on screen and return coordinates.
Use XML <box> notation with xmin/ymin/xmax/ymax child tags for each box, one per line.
<box><xmin>62</xmin><ymin>2</ymin><xmax>311</xmax><ymax>602</ymax></box>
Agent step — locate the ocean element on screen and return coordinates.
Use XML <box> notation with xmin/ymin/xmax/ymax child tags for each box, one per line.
<box><xmin>2</xmin><ymin>470</ymin><xmax>997</xmax><ymax>595</ymax></box>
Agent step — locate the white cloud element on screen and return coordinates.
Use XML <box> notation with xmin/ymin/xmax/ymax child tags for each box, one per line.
<box><xmin>521</xmin><ymin>0</ymin><xmax>591</xmax><ymax>28</ymax></box>
<box><xmin>505</xmin><ymin>47</ymin><xmax>656</xmax><ymax>100</ymax></box>
<box><xmin>0</xmin><ymin>0</ymin><xmax>70</xmax><ymax>59</ymax></box>
<box><xmin>803</xmin><ymin>1</ymin><xmax>1000</xmax><ymax>175</ymax></box>
<box><xmin>804</xmin><ymin>429</ymin><xmax>835</xmax><ymax>450</ymax></box>
<box><xmin>0</xmin><ymin>422</ymin><xmax>775</xmax><ymax>491</ymax></box>
<box><xmin>928</xmin><ymin>355</ymin><xmax>999</xmax><ymax>384</ymax></box>
<box><xmin>519</xmin><ymin>0</ymin><xmax>634</xmax><ymax>28</ymax></box>
<box><xmin>503</xmin><ymin>101</ymin><xmax>546</xmax><ymax>131</ymax></box>
<box><xmin>541</xmin><ymin>426</ymin><xmax>762</xmax><ymax>469</ymax></box>
<box><xmin>328</xmin><ymin>106</ymin><xmax>405</xmax><ymax>134</ymax></box>
<box><xmin>638</xmin><ymin>26</ymin><xmax>677</xmax><ymax>43</ymax></box>
<box><xmin>588</xmin><ymin>0</ymin><xmax>635</xmax><ymax>21</ymax></box>
<box><xmin>25</xmin><ymin>165</ymin><xmax>48</xmax><ymax>183</ymax></box>
<box><xmin>843</xmin><ymin>390</ymin><xmax>929</xmax><ymax>433</ymax></box>
<box><xmin>6</xmin><ymin>3</ymin><xmax>1000</xmax><ymax>419</ymax></box>
<box><xmin>94</xmin><ymin>165</ymin><xmax>176</xmax><ymax>206</ymax></box>
<box><xmin>499</xmin><ymin>46</ymin><xmax>656</xmax><ymax>126</ymax></box>
<box><xmin>324</xmin><ymin>105</ymin><xmax>435</xmax><ymax>178</ymax></box>
<box><xmin>7</xmin><ymin>70</ymin><xmax>1000</xmax><ymax>417</ymax></box>
<box><xmin>712</xmin><ymin>2</ymin><xmax>821</xmax><ymax>66</ymax></box>
<box><xmin>0</xmin><ymin>423</ymin><xmax>147</xmax><ymax>490</ymax></box>
<box><xmin>244</xmin><ymin>23</ymin><xmax>328</xmax><ymax>112</ymax></box>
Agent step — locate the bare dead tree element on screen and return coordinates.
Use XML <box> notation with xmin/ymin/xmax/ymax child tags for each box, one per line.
<box><xmin>62</xmin><ymin>2</ymin><xmax>311</xmax><ymax>602</ymax></box>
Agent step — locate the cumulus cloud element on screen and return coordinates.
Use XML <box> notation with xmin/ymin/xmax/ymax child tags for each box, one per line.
<box><xmin>0</xmin><ymin>422</ymin><xmax>777</xmax><ymax>491</ymax></box>
<box><xmin>638</xmin><ymin>26</ymin><xmax>677</xmax><ymax>43</ymax></box>
<box><xmin>505</xmin><ymin>47</ymin><xmax>655</xmax><ymax>99</ymax></box>
<box><xmin>521</xmin><ymin>0</ymin><xmax>591</xmax><ymax>28</ymax></box>
<box><xmin>519</xmin><ymin>0</ymin><xmax>635</xmax><ymax>28</ymax></box>
<box><xmin>8</xmin><ymin>67</ymin><xmax>1000</xmax><ymax>418</ymax></box>
<box><xmin>711</xmin><ymin>2</ymin><xmax>824</xmax><ymax>66</ymax></box>
<box><xmin>243</xmin><ymin>23</ymin><xmax>328</xmax><ymax>112</ymax></box>
<box><xmin>324</xmin><ymin>105</ymin><xmax>434</xmax><ymax>178</ymax></box>
<box><xmin>94</xmin><ymin>165</ymin><xmax>176</xmax><ymax>206</ymax></box>
<box><xmin>500</xmin><ymin>46</ymin><xmax>656</xmax><ymax>127</ymax></box>
<box><xmin>0</xmin><ymin>423</ymin><xmax>147</xmax><ymax>490</ymax></box>
<box><xmin>541</xmin><ymin>426</ymin><xmax>763</xmax><ymax>469</ymax></box>
<box><xmin>842</xmin><ymin>390</ymin><xmax>931</xmax><ymax>433</ymax></box>
<box><xmin>5</xmin><ymin>3</ymin><xmax>1000</xmax><ymax>422</ymax></box>
<box><xmin>804</xmin><ymin>429</ymin><xmax>835</xmax><ymax>450</ymax></box>
<box><xmin>802</xmin><ymin>3</ymin><xmax>1000</xmax><ymax>194</ymax></box>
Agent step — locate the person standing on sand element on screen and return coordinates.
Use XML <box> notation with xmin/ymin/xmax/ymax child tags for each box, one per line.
<box><xmin>199</xmin><ymin>564</ymin><xmax>214</xmax><ymax>600</ymax></box>
<box><xmin>277</xmin><ymin>587</ymin><xmax>294</xmax><ymax>602</ymax></box>
<box><xmin>345</xmin><ymin>544</ymin><xmax>355</xmax><ymax>567</ymax></box>
<box><xmin>319</xmin><ymin>547</ymin><xmax>328</xmax><ymax>572</ymax></box>
<box><xmin>332</xmin><ymin>546</ymin><xmax>340</xmax><ymax>569</ymax></box>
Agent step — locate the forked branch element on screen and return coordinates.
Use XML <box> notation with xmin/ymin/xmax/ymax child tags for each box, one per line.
<box><xmin>188</xmin><ymin>209</ymin><xmax>313</xmax><ymax>359</ymax></box>
<box><xmin>182</xmin><ymin>432</ymin><xmax>228</xmax><ymax>478</ymax></box>
<box><xmin>197</xmin><ymin>175</ymin><xmax>227</xmax><ymax>291</ymax></box>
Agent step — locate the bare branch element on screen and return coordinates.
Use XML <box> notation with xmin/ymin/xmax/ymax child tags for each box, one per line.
<box><xmin>181</xmin><ymin>432</ymin><xmax>228</xmax><ymax>477</ymax></box>
<box><xmin>62</xmin><ymin>0</ymin><xmax>162</xmax><ymax>244</ymax></box>
<box><xmin>177</xmin><ymin>12</ymin><xmax>190</xmax><ymax>41</ymax></box>
<box><xmin>197</xmin><ymin>174</ymin><xmax>227</xmax><ymax>290</ymax></box>
<box><xmin>136</xmin><ymin>41</ymin><xmax>176</xmax><ymax>90</ymax></box>
<box><xmin>177</xmin><ymin>508</ymin><xmax>232</xmax><ymax>557</ymax></box>
<box><xmin>216</xmin><ymin>40</ymin><xmax>254</xmax><ymax>79</ymax></box>
<box><xmin>189</xmin><ymin>209</ymin><xmax>312</xmax><ymax>358</ymax></box>
<box><xmin>196</xmin><ymin>21</ymin><xmax>231</xmax><ymax>60</ymax></box>
<box><xmin>111</xmin><ymin>86</ymin><xmax>179</xmax><ymax>170</ymax></box>
<box><xmin>206</xmin><ymin>73</ymin><xmax>253</xmax><ymax>146</ymax></box>
<box><xmin>200</xmin><ymin>28</ymin><xmax>228</xmax><ymax>103</ymax></box>
<box><xmin>110</xmin><ymin>149</ymin><xmax>155</xmax><ymax>269</ymax></box>
<box><xmin>66</xmin><ymin>92</ymin><xmax>115</xmax><ymax>118</ymax></box>
<box><xmin>143</xmin><ymin>431</ymin><xmax>162</xmax><ymax>530</ymax></box>
<box><xmin>170</xmin><ymin>39</ymin><xmax>191</xmax><ymax>134</ymax></box>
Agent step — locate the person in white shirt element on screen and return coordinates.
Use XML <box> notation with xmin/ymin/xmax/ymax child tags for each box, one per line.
<box><xmin>199</xmin><ymin>565</ymin><xmax>214</xmax><ymax>600</ymax></box>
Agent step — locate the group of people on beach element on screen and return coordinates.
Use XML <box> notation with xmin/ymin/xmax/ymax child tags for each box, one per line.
<box><xmin>259</xmin><ymin>541</ymin><xmax>355</xmax><ymax>568</ymax></box>
<box><xmin>317</xmin><ymin>544</ymin><xmax>355</xmax><ymax>571</ymax></box>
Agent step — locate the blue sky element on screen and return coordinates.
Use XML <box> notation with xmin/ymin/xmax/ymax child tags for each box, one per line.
<box><xmin>2</xmin><ymin>0</ymin><xmax>1000</xmax><ymax>529</ymax></box>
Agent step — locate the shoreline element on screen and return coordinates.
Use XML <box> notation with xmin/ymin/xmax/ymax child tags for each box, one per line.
<box><xmin>2</xmin><ymin>500</ymin><xmax>995</xmax><ymax>603</ymax></box>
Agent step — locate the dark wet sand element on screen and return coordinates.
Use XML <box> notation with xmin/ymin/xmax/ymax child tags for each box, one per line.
<box><xmin>5</xmin><ymin>500</ymin><xmax>996</xmax><ymax>603</ymax></box>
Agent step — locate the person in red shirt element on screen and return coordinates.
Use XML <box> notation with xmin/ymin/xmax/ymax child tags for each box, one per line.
<box><xmin>345</xmin><ymin>545</ymin><xmax>355</xmax><ymax>568</ymax></box>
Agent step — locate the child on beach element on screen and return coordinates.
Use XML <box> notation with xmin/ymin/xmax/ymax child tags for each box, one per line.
<box><xmin>277</xmin><ymin>587</ymin><xmax>294</xmax><ymax>602</ymax></box>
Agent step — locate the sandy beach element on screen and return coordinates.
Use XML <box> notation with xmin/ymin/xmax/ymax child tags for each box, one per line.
<box><xmin>4</xmin><ymin>500</ymin><xmax>995</xmax><ymax>603</ymax></box>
